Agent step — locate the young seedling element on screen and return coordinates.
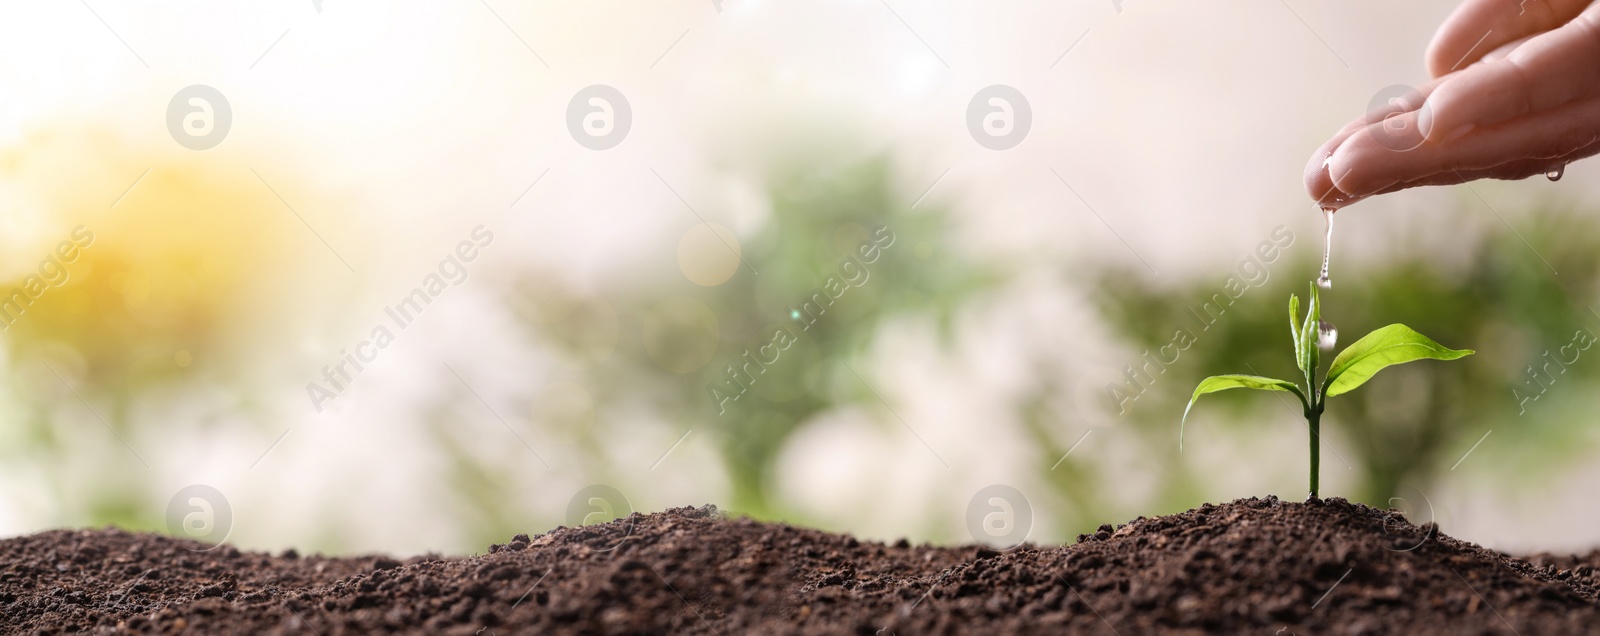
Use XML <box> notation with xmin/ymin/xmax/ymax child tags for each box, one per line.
<box><xmin>1181</xmin><ymin>282</ymin><xmax>1474</xmax><ymax>498</ymax></box>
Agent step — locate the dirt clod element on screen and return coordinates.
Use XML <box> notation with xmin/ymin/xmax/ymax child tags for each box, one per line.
<box><xmin>2</xmin><ymin>498</ymin><xmax>1598</xmax><ymax>634</ymax></box>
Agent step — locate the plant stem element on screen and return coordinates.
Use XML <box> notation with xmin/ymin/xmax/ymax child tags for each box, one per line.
<box><xmin>1307</xmin><ymin>407</ymin><xmax>1320</xmax><ymax>499</ymax></box>
<box><xmin>1305</xmin><ymin>358</ymin><xmax>1322</xmax><ymax>500</ymax></box>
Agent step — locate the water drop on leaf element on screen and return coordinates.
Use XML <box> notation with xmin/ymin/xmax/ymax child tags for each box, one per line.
<box><xmin>1317</xmin><ymin>320</ymin><xmax>1338</xmax><ymax>351</ymax></box>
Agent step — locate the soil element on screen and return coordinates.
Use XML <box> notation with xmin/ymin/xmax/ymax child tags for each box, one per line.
<box><xmin>4</xmin><ymin>496</ymin><xmax>1598</xmax><ymax>635</ymax></box>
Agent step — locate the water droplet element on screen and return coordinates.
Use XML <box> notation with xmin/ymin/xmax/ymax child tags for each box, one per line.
<box><xmin>1317</xmin><ymin>207</ymin><xmax>1336</xmax><ymax>290</ymax></box>
<box><xmin>1317</xmin><ymin>320</ymin><xmax>1338</xmax><ymax>351</ymax></box>
<box><xmin>1547</xmin><ymin>164</ymin><xmax>1565</xmax><ymax>182</ymax></box>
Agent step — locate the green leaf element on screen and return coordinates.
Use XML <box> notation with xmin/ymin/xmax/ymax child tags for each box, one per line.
<box><xmin>1288</xmin><ymin>294</ymin><xmax>1302</xmax><ymax>358</ymax></box>
<box><xmin>1323</xmin><ymin>324</ymin><xmax>1474</xmax><ymax>397</ymax></box>
<box><xmin>1297</xmin><ymin>283</ymin><xmax>1320</xmax><ymax>377</ymax></box>
<box><xmin>1182</xmin><ymin>374</ymin><xmax>1307</xmax><ymax>450</ymax></box>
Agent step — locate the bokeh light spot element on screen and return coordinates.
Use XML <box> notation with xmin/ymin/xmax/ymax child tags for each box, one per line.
<box><xmin>677</xmin><ymin>223</ymin><xmax>742</xmax><ymax>287</ymax></box>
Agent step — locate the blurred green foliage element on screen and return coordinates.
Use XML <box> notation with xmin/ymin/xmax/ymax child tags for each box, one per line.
<box><xmin>1092</xmin><ymin>207</ymin><xmax>1600</xmax><ymax>505</ymax></box>
<box><xmin>14</xmin><ymin>150</ymin><xmax>1600</xmax><ymax>552</ymax></box>
<box><xmin>510</xmin><ymin>157</ymin><xmax>997</xmax><ymax>522</ymax></box>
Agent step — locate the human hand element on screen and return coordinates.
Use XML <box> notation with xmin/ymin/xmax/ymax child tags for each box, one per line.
<box><xmin>1305</xmin><ymin>0</ymin><xmax>1600</xmax><ymax>207</ymax></box>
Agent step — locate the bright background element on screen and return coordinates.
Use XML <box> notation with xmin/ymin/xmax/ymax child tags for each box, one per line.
<box><xmin>3</xmin><ymin>0</ymin><xmax>1600</xmax><ymax>556</ymax></box>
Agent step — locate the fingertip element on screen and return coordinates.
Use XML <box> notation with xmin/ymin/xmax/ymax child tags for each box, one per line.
<box><xmin>1425</xmin><ymin>4</ymin><xmax>1482</xmax><ymax>79</ymax></box>
<box><xmin>1424</xmin><ymin>0</ymin><xmax>1520</xmax><ymax>78</ymax></box>
<box><xmin>1304</xmin><ymin>116</ymin><xmax>1357</xmax><ymax>206</ymax></box>
<box><xmin>1305</xmin><ymin>150</ymin><xmax>1361</xmax><ymax>208</ymax></box>
<box><xmin>1424</xmin><ymin>33</ymin><xmax>1455</xmax><ymax>79</ymax></box>
<box><xmin>1326</xmin><ymin>141</ymin><xmax>1366</xmax><ymax>196</ymax></box>
<box><xmin>1325</xmin><ymin>135</ymin><xmax>1397</xmax><ymax>203</ymax></box>
<box><xmin>1303</xmin><ymin>149</ymin><xmax>1336</xmax><ymax>203</ymax></box>
<box><xmin>1324</xmin><ymin>150</ymin><xmax>1357</xmax><ymax>202</ymax></box>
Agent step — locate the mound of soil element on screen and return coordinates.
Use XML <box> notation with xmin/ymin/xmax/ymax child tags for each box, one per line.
<box><xmin>4</xmin><ymin>496</ymin><xmax>1598</xmax><ymax>634</ymax></box>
